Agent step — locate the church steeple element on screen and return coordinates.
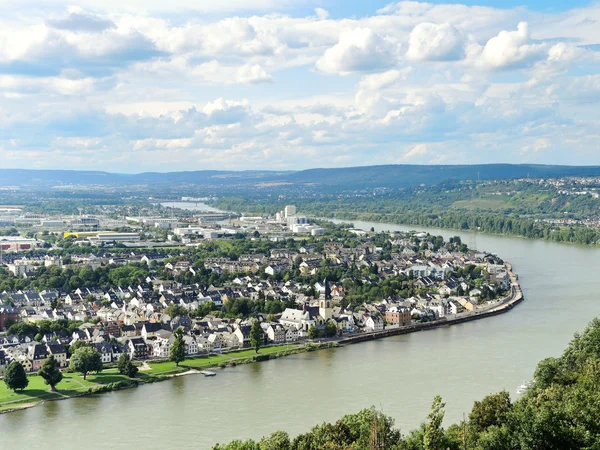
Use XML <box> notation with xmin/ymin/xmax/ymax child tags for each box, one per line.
<box><xmin>324</xmin><ymin>278</ymin><xmax>331</xmax><ymax>300</ymax></box>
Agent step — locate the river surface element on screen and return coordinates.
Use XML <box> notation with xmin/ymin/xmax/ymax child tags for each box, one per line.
<box><xmin>1</xmin><ymin>220</ymin><xmax>599</xmax><ymax>449</ymax></box>
<box><xmin>159</xmin><ymin>201</ymin><xmax>226</xmax><ymax>213</ymax></box>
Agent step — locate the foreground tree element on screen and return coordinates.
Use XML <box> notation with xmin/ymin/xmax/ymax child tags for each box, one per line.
<box><xmin>308</xmin><ymin>325</ymin><xmax>318</xmax><ymax>339</ymax></box>
<box><xmin>469</xmin><ymin>390</ymin><xmax>512</xmax><ymax>434</ymax></box>
<box><xmin>424</xmin><ymin>395</ymin><xmax>446</xmax><ymax>450</ymax></box>
<box><xmin>117</xmin><ymin>353</ymin><xmax>139</xmax><ymax>378</ymax></box>
<box><xmin>4</xmin><ymin>361</ymin><xmax>28</xmax><ymax>392</ymax></box>
<box><xmin>38</xmin><ymin>355</ymin><xmax>63</xmax><ymax>391</ymax></box>
<box><xmin>69</xmin><ymin>346</ymin><xmax>103</xmax><ymax>380</ymax></box>
<box><xmin>170</xmin><ymin>327</ymin><xmax>185</xmax><ymax>366</ymax></box>
<box><xmin>250</xmin><ymin>320</ymin><xmax>263</xmax><ymax>354</ymax></box>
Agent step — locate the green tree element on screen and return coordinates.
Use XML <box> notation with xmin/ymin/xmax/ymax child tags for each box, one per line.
<box><xmin>469</xmin><ymin>390</ymin><xmax>512</xmax><ymax>434</ymax></box>
<box><xmin>69</xmin><ymin>346</ymin><xmax>103</xmax><ymax>380</ymax></box>
<box><xmin>325</xmin><ymin>320</ymin><xmax>338</xmax><ymax>338</ymax></box>
<box><xmin>250</xmin><ymin>320</ymin><xmax>263</xmax><ymax>354</ymax></box>
<box><xmin>258</xmin><ymin>431</ymin><xmax>290</xmax><ymax>450</ymax></box>
<box><xmin>68</xmin><ymin>340</ymin><xmax>90</xmax><ymax>357</ymax></box>
<box><xmin>424</xmin><ymin>396</ymin><xmax>446</xmax><ymax>450</ymax></box>
<box><xmin>38</xmin><ymin>355</ymin><xmax>63</xmax><ymax>391</ymax></box>
<box><xmin>4</xmin><ymin>361</ymin><xmax>29</xmax><ymax>392</ymax></box>
<box><xmin>170</xmin><ymin>327</ymin><xmax>186</xmax><ymax>366</ymax></box>
<box><xmin>308</xmin><ymin>325</ymin><xmax>318</xmax><ymax>339</ymax></box>
<box><xmin>117</xmin><ymin>353</ymin><xmax>139</xmax><ymax>378</ymax></box>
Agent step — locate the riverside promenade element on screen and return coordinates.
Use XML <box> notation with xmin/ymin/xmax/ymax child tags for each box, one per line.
<box><xmin>337</xmin><ymin>262</ymin><xmax>523</xmax><ymax>346</ymax></box>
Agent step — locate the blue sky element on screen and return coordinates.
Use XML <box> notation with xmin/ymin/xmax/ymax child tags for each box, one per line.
<box><xmin>0</xmin><ymin>0</ymin><xmax>599</xmax><ymax>172</ymax></box>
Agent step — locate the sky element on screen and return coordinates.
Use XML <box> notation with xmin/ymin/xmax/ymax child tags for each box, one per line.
<box><xmin>0</xmin><ymin>0</ymin><xmax>599</xmax><ymax>172</ymax></box>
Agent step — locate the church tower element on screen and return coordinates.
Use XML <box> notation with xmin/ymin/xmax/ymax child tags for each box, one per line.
<box><xmin>319</xmin><ymin>278</ymin><xmax>332</xmax><ymax>320</ymax></box>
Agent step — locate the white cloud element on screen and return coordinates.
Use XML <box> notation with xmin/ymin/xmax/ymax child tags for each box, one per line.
<box><xmin>1</xmin><ymin>2</ymin><xmax>599</xmax><ymax>170</ymax></box>
<box><xmin>520</xmin><ymin>137</ymin><xmax>550</xmax><ymax>153</ymax></box>
<box><xmin>406</xmin><ymin>22</ymin><xmax>466</xmax><ymax>61</ymax></box>
<box><xmin>236</xmin><ymin>63</ymin><xmax>273</xmax><ymax>84</ymax></box>
<box><xmin>358</xmin><ymin>69</ymin><xmax>408</xmax><ymax>91</ymax></box>
<box><xmin>316</xmin><ymin>28</ymin><xmax>400</xmax><ymax>75</ymax></box>
<box><xmin>315</xmin><ymin>8</ymin><xmax>329</xmax><ymax>20</ymax></box>
<box><xmin>403</xmin><ymin>143</ymin><xmax>429</xmax><ymax>160</ymax></box>
<box><xmin>480</xmin><ymin>22</ymin><xmax>547</xmax><ymax>69</ymax></box>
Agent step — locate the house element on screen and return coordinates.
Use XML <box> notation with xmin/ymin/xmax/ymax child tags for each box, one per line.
<box><xmin>28</xmin><ymin>343</ymin><xmax>49</xmax><ymax>371</ymax></box>
<box><xmin>46</xmin><ymin>343</ymin><xmax>68</xmax><ymax>368</ymax></box>
<box><xmin>385</xmin><ymin>308</ymin><xmax>412</xmax><ymax>326</ymax></box>
<box><xmin>265</xmin><ymin>323</ymin><xmax>286</xmax><ymax>343</ymax></box>
<box><xmin>233</xmin><ymin>325</ymin><xmax>251</xmax><ymax>348</ymax></box>
<box><xmin>93</xmin><ymin>342</ymin><xmax>113</xmax><ymax>364</ymax></box>
<box><xmin>183</xmin><ymin>336</ymin><xmax>198</xmax><ymax>355</ymax></box>
<box><xmin>142</xmin><ymin>322</ymin><xmax>165</xmax><ymax>339</ymax></box>
<box><xmin>111</xmin><ymin>343</ymin><xmax>126</xmax><ymax>362</ymax></box>
<box><xmin>364</xmin><ymin>315</ymin><xmax>384</xmax><ymax>332</ymax></box>
<box><xmin>207</xmin><ymin>334</ymin><xmax>223</xmax><ymax>352</ymax></box>
<box><xmin>0</xmin><ymin>306</ymin><xmax>19</xmax><ymax>331</ymax></box>
<box><xmin>128</xmin><ymin>337</ymin><xmax>148</xmax><ymax>360</ymax></box>
<box><xmin>284</xmin><ymin>327</ymin><xmax>299</xmax><ymax>342</ymax></box>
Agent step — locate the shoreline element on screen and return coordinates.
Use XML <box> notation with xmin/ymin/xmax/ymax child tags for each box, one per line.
<box><xmin>324</xmin><ymin>214</ymin><xmax>600</xmax><ymax>248</ymax></box>
<box><xmin>0</xmin><ymin>267</ymin><xmax>523</xmax><ymax>416</ymax></box>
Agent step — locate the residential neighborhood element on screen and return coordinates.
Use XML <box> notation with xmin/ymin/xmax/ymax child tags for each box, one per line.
<box><xmin>0</xmin><ymin>224</ymin><xmax>513</xmax><ymax>376</ymax></box>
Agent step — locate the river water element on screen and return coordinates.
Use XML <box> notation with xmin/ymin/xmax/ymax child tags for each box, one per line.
<box><xmin>1</xmin><ymin>220</ymin><xmax>599</xmax><ymax>449</ymax></box>
<box><xmin>159</xmin><ymin>201</ymin><xmax>226</xmax><ymax>213</ymax></box>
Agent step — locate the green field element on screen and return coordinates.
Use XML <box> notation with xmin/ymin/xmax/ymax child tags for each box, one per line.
<box><xmin>0</xmin><ymin>345</ymin><xmax>304</xmax><ymax>412</ymax></box>
<box><xmin>146</xmin><ymin>344</ymin><xmax>302</xmax><ymax>375</ymax></box>
<box><xmin>0</xmin><ymin>370</ymin><xmax>132</xmax><ymax>412</ymax></box>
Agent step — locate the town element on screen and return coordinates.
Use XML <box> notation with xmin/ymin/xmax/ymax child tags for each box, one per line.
<box><xmin>0</xmin><ymin>204</ymin><xmax>516</xmax><ymax>388</ymax></box>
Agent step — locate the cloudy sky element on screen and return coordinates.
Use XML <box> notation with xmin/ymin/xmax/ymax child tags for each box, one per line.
<box><xmin>1</xmin><ymin>0</ymin><xmax>599</xmax><ymax>172</ymax></box>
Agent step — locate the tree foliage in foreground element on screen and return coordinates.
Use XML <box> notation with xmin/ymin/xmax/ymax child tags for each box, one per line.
<box><xmin>213</xmin><ymin>318</ymin><xmax>600</xmax><ymax>450</ymax></box>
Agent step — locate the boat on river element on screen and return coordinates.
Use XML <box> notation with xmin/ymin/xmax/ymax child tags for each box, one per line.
<box><xmin>516</xmin><ymin>380</ymin><xmax>532</xmax><ymax>395</ymax></box>
<box><xmin>200</xmin><ymin>370</ymin><xmax>216</xmax><ymax>377</ymax></box>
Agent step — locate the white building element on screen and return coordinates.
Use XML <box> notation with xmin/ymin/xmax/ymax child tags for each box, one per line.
<box><xmin>284</xmin><ymin>205</ymin><xmax>297</xmax><ymax>218</ymax></box>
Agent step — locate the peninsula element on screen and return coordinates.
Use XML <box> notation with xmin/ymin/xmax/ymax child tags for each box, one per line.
<box><xmin>1</xmin><ymin>205</ymin><xmax>522</xmax><ymax>413</ymax></box>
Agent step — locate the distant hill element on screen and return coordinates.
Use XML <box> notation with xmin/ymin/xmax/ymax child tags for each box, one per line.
<box><xmin>2</xmin><ymin>164</ymin><xmax>600</xmax><ymax>190</ymax></box>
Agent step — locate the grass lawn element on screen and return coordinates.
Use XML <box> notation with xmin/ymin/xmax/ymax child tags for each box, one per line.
<box><xmin>146</xmin><ymin>344</ymin><xmax>303</xmax><ymax>374</ymax></box>
<box><xmin>1</xmin><ymin>344</ymin><xmax>306</xmax><ymax>411</ymax></box>
<box><xmin>0</xmin><ymin>371</ymin><xmax>133</xmax><ymax>411</ymax></box>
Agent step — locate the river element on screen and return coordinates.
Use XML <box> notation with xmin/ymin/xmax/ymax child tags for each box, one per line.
<box><xmin>1</xmin><ymin>220</ymin><xmax>599</xmax><ymax>449</ymax></box>
<box><xmin>158</xmin><ymin>201</ymin><xmax>226</xmax><ymax>213</ymax></box>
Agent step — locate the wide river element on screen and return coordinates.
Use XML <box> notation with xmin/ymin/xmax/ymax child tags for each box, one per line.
<box><xmin>1</xmin><ymin>220</ymin><xmax>599</xmax><ymax>449</ymax></box>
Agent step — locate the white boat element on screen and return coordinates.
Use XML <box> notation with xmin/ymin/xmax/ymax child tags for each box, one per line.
<box><xmin>516</xmin><ymin>380</ymin><xmax>532</xmax><ymax>395</ymax></box>
<box><xmin>200</xmin><ymin>370</ymin><xmax>216</xmax><ymax>377</ymax></box>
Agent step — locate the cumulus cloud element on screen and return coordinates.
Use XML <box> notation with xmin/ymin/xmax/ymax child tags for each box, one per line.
<box><xmin>316</xmin><ymin>28</ymin><xmax>400</xmax><ymax>75</ymax></box>
<box><xmin>236</xmin><ymin>63</ymin><xmax>273</xmax><ymax>84</ymax></box>
<box><xmin>406</xmin><ymin>22</ymin><xmax>466</xmax><ymax>61</ymax></box>
<box><xmin>480</xmin><ymin>22</ymin><xmax>547</xmax><ymax>69</ymax></box>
